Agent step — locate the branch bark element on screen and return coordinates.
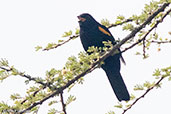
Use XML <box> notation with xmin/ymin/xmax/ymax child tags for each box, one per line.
<box><xmin>122</xmin><ymin>77</ymin><xmax>165</xmax><ymax>114</ymax></box>
<box><xmin>60</xmin><ymin>92</ymin><xmax>67</xmax><ymax>114</ymax></box>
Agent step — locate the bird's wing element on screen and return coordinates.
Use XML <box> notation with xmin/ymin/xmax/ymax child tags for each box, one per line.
<box><xmin>98</xmin><ymin>26</ymin><xmax>111</xmax><ymax>37</ymax></box>
<box><xmin>98</xmin><ymin>25</ymin><xmax>126</xmax><ymax>65</ymax></box>
<box><xmin>98</xmin><ymin>25</ymin><xmax>115</xmax><ymax>43</ymax></box>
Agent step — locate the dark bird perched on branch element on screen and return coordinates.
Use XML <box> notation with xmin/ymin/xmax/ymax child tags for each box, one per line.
<box><xmin>78</xmin><ymin>13</ymin><xmax>130</xmax><ymax>101</ymax></box>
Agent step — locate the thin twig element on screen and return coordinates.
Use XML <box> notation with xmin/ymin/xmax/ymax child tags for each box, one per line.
<box><xmin>108</xmin><ymin>19</ymin><xmax>133</xmax><ymax>28</ymax></box>
<box><xmin>150</xmin><ymin>40</ymin><xmax>171</xmax><ymax>44</ymax></box>
<box><xmin>0</xmin><ymin>66</ymin><xmax>47</xmax><ymax>87</ymax></box>
<box><xmin>122</xmin><ymin>76</ymin><xmax>165</xmax><ymax>114</ymax></box>
<box><xmin>43</xmin><ymin>35</ymin><xmax>79</xmax><ymax>51</ymax></box>
<box><xmin>0</xmin><ymin>66</ymin><xmax>11</xmax><ymax>71</ymax></box>
<box><xmin>143</xmin><ymin>38</ymin><xmax>146</xmax><ymax>58</ymax></box>
<box><xmin>20</xmin><ymin>92</ymin><xmax>58</xmax><ymax>114</ymax></box>
<box><xmin>60</xmin><ymin>92</ymin><xmax>67</xmax><ymax>114</ymax></box>
<box><xmin>20</xmin><ymin>87</ymin><xmax>46</xmax><ymax>105</ymax></box>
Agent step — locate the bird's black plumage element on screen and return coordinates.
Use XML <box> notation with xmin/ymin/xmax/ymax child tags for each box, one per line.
<box><xmin>78</xmin><ymin>13</ymin><xmax>130</xmax><ymax>101</ymax></box>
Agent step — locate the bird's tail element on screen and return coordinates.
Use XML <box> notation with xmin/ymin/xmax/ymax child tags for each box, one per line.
<box><xmin>104</xmin><ymin>69</ymin><xmax>130</xmax><ymax>101</ymax></box>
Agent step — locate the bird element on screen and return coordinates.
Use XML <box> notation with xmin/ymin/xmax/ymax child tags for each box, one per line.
<box><xmin>77</xmin><ymin>13</ymin><xmax>130</xmax><ymax>101</ymax></box>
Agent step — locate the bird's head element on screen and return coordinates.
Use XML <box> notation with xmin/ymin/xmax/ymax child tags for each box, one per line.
<box><xmin>78</xmin><ymin>13</ymin><xmax>98</xmax><ymax>29</ymax></box>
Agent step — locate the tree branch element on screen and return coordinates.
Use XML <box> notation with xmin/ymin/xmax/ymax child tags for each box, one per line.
<box><xmin>19</xmin><ymin>63</ymin><xmax>98</xmax><ymax>114</ymax></box>
<box><xmin>122</xmin><ymin>76</ymin><xmax>165</xmax><ymax>114</ymax></box>
<box><xmin>18</xmin><ymin>3</ymin><xmax>170</xmax><ymax>113</ymax></box>
<box><xmin>122</xmin><ymin>7</ymin><xmax>171</xmax><ymax>53</ymax></box>
<box><xmin>0</xmin><ymin>66</ymin><xmax>51</xmax><ymax>105</ymax></box>
<box><xmin>0</xmin><ymin>66</ymin><xmax>47</xmax><ymax>87</ymax></box>
<box><xmin>42</xmin><ymin>19</ymin><xmax>133</xmax><ymax>51</ymax></box>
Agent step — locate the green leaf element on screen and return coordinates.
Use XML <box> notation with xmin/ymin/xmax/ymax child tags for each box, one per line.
<box><xmin>75</xmin><ymin>28</ymin><xmax>80</xmax><ymax>35</ymax></box>
<box><xmin>161</xmin><ymin>66</ymin><xmax>171</xmax><ymax>77</ymax></box>
<box><xmin>48</xmin><ymin>108</ymin><xmax>58</xmax><ymax>114</ymax></box>
<box><xmin>10</xmin><ymin>93</ymin><xmax>21</xmax><ymax>101</ymax></box>
<box><xmin>45</xmin><ymin>43</ymin><xmax>57</xmax><ymax>50</ymax></box>
<box><xmin>46</xmin><ymin>68</ymin><xmax>58</xmax><ymax>77</ymax></box>
<box><xmin>153</xmin><ymin>33</ymin><xmax>159</xmax><ymax>40</ymax></box>
<box><xmin>48</xmin><ymin>100</ymin><xmax>58</xmax><ymax>106</ymax></box>
<box><xmin>101</xmin><ymin>19</ymin><xmax>111</xmax><ymax>27</ymax></box>
<box><xmin>106</xmin><ymin>111</ymin><xmax>115</xmax><ymax>114</ymax></box>
<box><xmin>123</xmin><ymin>23</ymin><xmax>134</xmax><ymax>31</ymax></box>
<box><xmin>131</xmin><ymin>14</ymin><xmax>139</xmax><ymax>24</ymax></box>
<box><xmin>126</xmin><ymin>104</ymin><xmax>132</xmax><ymax>108</ymax></box>
<box><xmin>143</xmin><ymin>81</ymin><xmax>155</xmax><ymax>89</ymax></box>
<box><xmin>0</xmin><ymin>59</ymin><xmax>9</xmax><ymax>67</ymax></box>
<box><xmin>153</xmin><ymin>68</ymin><xmax>161</xmax><ymax>76</ymax></box>
<box><xmin>62</xmin><ymin>30</ymin><xmax>72</xmax><ymax>37</ymax></box>
<box><xmin>65</xmin><ymin>95</ymin><xmax>76</xmax><ymax>106</ymax></box>
<box><xmin>35</xmin><ymin>46</ymin><xmax>42</xmax><ymax>51</ymax></box>
<box><xmin>155</xmin><ymin>82</ymin><xmax>162</xmax><ymax>88</ymax></box>
<box><xmin>0</xmin><ymin>70</ymin><xmax>9</xmax><ymax>82</ymax></box>
<box><xmin>134</xmin><ymin>84</ymin><xmax>144</xmax><ymax>91</ymax></box>
<box><xmin>25</xmin><ymin>80</ymin><xmax>30</xmax><ymax>85</ymax></box>
<box><xmin>31</xmin><ymin>106</ymin><xmax>39</xmax><ymax>113</ymax></box>
<box><xmin>168</xmin><ymin>77</ymin><xmax>171</xmax><ymax>81</ymax></box>
<box><xmin>114</xmin><ymin>102</ymin><xmax>123</xmax><ymax>108</ymax></box>
<box><xmin>139</xmin><ymin>13</ymin><xmax>148</xmax><ymax>23</ymax></box>
<box><xmin>58</xmin><ymin>40</ymin><xmax>64</xmax><ymax>43</ymax></box>
<box><xmin>130</xmin><ymin>94</ymin><xmax>136</xmax><ymax>100</ymax></box>
<box><xmin>135</xmin><ymin>52</ymin><xmax>141</xmax><ymax>55</ymax></box>
<box><xmin>117</xmin><ymin>15</ymin><xmax>125</xmax><ymax>20</ymax></box>
<box><xmin>11</xmin><ymin>66</ymin><xmax>19</xmax><ymax>75</ymax></box>
<box><xmin>114</xmin><ymin>20</ymin><xmax>122</xmax><ymax>25</ymax></box>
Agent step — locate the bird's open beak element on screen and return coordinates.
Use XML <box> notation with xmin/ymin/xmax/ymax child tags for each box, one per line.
<box><xmin>77</xmin><ymin>16</ymin><xmax>86</xmax><ymax>22</ymax></box>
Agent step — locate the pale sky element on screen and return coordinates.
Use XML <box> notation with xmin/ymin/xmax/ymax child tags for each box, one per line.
<box><xmin>0</xmin><ymin>0</ymin><xmax>171</xmax><ymax>114</ymax></box>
